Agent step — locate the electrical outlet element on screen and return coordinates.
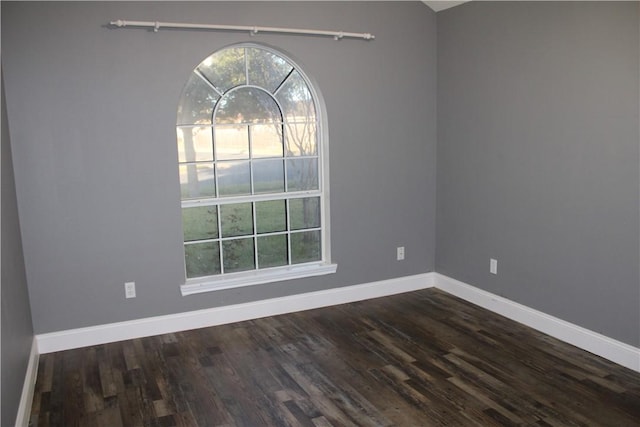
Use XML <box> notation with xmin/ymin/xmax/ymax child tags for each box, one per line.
<box><xmin>490</xmin><ymin>259</ymin><xmax>498</xmax><ymax>275</ymax></box>
<box><xmin>125</xmin><ymin>282</ymin><xmax>136</xmax><ymax>298</ymax></box>
<box><xmin>397</xmin><ymin>246</ymin><xmax>405</xmax><ymax>261</ymax></box>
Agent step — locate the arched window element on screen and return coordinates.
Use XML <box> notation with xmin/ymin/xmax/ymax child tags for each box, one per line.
<box><xmin>177</xmin><ymin>44</ymin><xmax>335</xmax><ymax>295</ymax></box>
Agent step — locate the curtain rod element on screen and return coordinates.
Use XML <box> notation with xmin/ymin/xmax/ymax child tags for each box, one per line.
<box><xmin>109</xmin><ymin>20</ymin><xmax>375</xmax><ymax>41</ymax></box>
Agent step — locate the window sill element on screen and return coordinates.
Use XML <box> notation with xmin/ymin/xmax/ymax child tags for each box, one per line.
<box><xmin>180</xmin><ymin>262</ymin><xmax>338</xmax><ymax>296</ymax></box>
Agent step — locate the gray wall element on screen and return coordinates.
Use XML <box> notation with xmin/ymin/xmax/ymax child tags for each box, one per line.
<box><xmin>437</xmin><ymin>2</ymin><xmax>640</xmax><ymax>346</ymax></box>
<box><xmin>2</xmin><ymin>1</ymin><xmax>437</xmax><ymax>333</ymax></box>
<box><xmin>1</xmin><ymin>71</ymin><xmax>35</xmax><ymax>427</ymax></box>
<box><xmin>6</xmin><ymin>0</ymin><xmax>635</xmax><ymax>351</ymax></box>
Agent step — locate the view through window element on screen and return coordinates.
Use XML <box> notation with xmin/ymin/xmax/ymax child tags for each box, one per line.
<box><xmin>177</xmin><ymin>44</ymin><xmax>331</xmax><ymax>288</ymax></box>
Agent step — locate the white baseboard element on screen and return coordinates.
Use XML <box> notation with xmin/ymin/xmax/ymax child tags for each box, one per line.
<box><xmin>434</xmin><ymin>273</ymin><xmax>640</xmax><ymax>373</ymax></box>
<box><xmin>15</xmin><ymin>337</ymin><xmax>39</xmax><ymax>427</ymax></box>
<box><xmin>36</xmin><ymin>272</ymin><xmax>436</xmax><ymax>354</ymax></box>
<box><xmin>21</xmin><ymin>270</ymin><xmax>640</xmax><ymax>426</ymax></box>
<box><xmin>34</xmin><ymin>270</ymin><xmax>640</xmax><ymax>374</ymax></box>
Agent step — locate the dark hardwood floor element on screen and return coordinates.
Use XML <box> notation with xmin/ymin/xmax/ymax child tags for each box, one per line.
<box><xmin>29</xmin><ymin>289</ymin><xmax>640</xmax><ymax>426</ymax></box>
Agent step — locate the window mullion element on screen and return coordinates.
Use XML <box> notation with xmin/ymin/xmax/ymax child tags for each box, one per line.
<box><xmin>182</xmin><ymin>190</ymin><xmax>322</xmax><ymax>209</ymax></box>
<box><xmin>248</xmin><ymin>125</ymin><xmax>255</xmax><ymax>195</ymax></box>
<box><xmin>195</xmin><ymin>69</ymin><xmax>223</xmax><ymax>97</ymax></box>
<box><xmin>216</xmin><ymin>205</ymin><xmax>224</xmax><ymax>274</ymax></box>
<box><xmin>244</xmin><ymin>47</ymin><xmax>249</xmax><ymax>85</ymax></box>
<box><xmin>284</xmin><ymin>150</ymin><xmax>289</xmax><ymax>192</ymax></box>
<box><xmin>273</xmin><ymin>67</ymin><xmax>295</xmax><ymax>97</ymax></box>
<box><xmin>252</xmin><ymin>202</ymin><xmax>259</xmax><ymax>269</ymax></box>
<box><xmin>286</xmin><ymin>199</ymin><xmax>292</xmax><ymax>266</ymax></box>
<box><xmin>213</xmin><ymin>124</ymin><xmax>220</xmax><ymax>199</ymax></box>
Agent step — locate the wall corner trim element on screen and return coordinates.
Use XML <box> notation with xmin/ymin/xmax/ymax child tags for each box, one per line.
<box><xmin>15</xmin><ymin>337</ymin><xmax>39</xmax><ymax>427</ymax></box>
<box><xmin>36</xmin><ymin>273</ymin><xmax>436</xmax><ymax>354</ymax></box>
<box><xmin>434</xmin><ymin>273</ymin><xmax>640</xmax><ymax>373</ymax></box>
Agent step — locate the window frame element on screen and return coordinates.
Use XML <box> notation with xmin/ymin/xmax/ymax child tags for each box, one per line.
<box><xmin>177</xmin><ymin>43</ymin><xmax>336</xmax><ymax>296</ymax></box>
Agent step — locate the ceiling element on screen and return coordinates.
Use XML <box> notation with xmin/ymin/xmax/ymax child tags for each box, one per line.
<box><xmin>422</xmin><ymin>1</ymin><xmax>470</xmax><ymax>12</ymax></box>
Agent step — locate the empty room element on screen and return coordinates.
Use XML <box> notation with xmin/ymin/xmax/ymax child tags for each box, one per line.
<box><xmin>2</xmin><ymin>1</ymin><xmax>639</xmax><ymax>426</ymax></box>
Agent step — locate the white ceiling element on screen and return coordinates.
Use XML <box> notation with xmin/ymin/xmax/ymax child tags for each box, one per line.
<box><xmin>422</xmin><ymin>1</ymin><xmax>470</xmax><ymax>12</ymax></box>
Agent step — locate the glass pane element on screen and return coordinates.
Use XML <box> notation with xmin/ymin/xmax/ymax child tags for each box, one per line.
<box><xmin>177</xmin><ymin>72</ymin><xmax>219</xmax><ymax>125</ymax></box>
<box><xmin>215</xmin><ymin>125</ymin><xmax>249</xmax><ymax>160</ymax></box>
<box><xmin>287</xmin><ymin>158</ymin><xmax>318</xmax><ymax>191</ymax></box>
<box><xmin>251</xmin><ymin>123</ymin><xmax>283</xmax><ymax>158</ymax></box>
<box><xmin>182</xmin><ymin>206</ymin><xmax>218</xmax><ymax>241</ymax></box>
<box><xmin>222</xmin><ymin>238</ymin><xmax>255</xmax><ymax>273</ymax></box>
<box><xmin>291</xmin><ymin>231</ymin><xmax>321</xmax><ymax>264</ymax></box>
<box><xmin>179</xmin><ymin>164</ymin><xmax>215</xmax><ymax>199</ymax></box>
<box><xmin>177</xmin><ymin>127</ymin><xmax>213</xmax><ymax>162</ymax></box>
<box><xmin>247</xmin><ymin>48</ymin><xmax>293</xmax><ymax>93</ymax></box>
<box><xmin>257</xmin><ymin>235</ymin><xmax>288</xmax><ymax>269</ymax></box>
<box><xmin>276</xmin><ymin>71</ymin><xmax>316</xmax><ymax>122</ymax></box>
<box><xmin>290</xmin><ymin>197</ymin><xmax>320</xmax><ymax>230</ymax></box>
<box><xmin>185</xmin><ymin>242</ymin><xmax>220</xmax><ymax>278</ymax></box>
<box><xmin>197</xmin><ymin>48</ymin><xmax>245</xmax><ymax>93</ymax></box>
<box><xmin>255</xmin><ymin>200</ymin><xmax>286</xmax><ymax>234</ymax></box>
<box><xmin>253</xmin><ymin>160</ymin><xmax>284</xmax><ymax>194</ymax></box>
<box><xmin>220</xmin><ymin>203</ymin><xmax>253</xmax><ymax>238</ymax></box>
<box><xmin>285</xmin><ymin>122</ymin><xmax>317</xmax><ymax>156</ymax></box>
<box><xmin>217</xmin><ymin>161</ymin><xmax>251</xmax><ymax>196</ymax></box>
<box><xmin>215</xmin><ymin>88</ymin><xmax>281</xmax><ymax>124</ymax></box>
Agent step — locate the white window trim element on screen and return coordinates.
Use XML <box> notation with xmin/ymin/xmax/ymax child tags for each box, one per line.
<box><xmin>178</xmin><ymin>43</ymin><xmax>336</xmax><ymax>294</ymax></box>
<box><xmin>181</xmin><ymin>262</ymin><xmax>337</xmax><ymax>296</ymax></box>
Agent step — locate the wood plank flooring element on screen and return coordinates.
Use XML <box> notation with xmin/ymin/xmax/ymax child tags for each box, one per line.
<box><xmin>29</xmin><ymin>289</ymin><xmax>640</xmax><ymax>426</ymax></box>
